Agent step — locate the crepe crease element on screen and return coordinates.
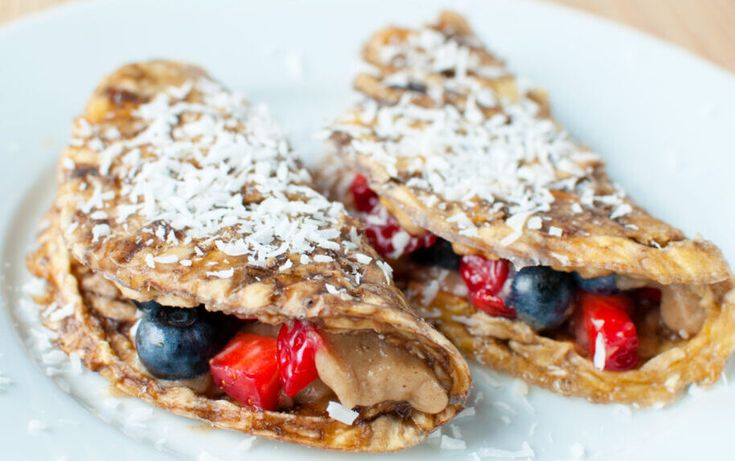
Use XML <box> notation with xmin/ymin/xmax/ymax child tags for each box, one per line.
<box><xmin>322</xmin><ymin>11</ymin><xmax>735</xmax><ymax>405</ymax></box>
<box><xmin>27</xmin><ymin>60</ymin><xmax>470</xmax><ymax>451</ymax></box>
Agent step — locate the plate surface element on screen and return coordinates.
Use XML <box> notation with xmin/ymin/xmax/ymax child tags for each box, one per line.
<box><xmin>1</xmin><ymin>1</ymin><xmax>735</xmax><ymax>460</ymax></box>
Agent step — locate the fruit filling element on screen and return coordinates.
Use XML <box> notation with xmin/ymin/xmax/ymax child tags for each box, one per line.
<box><xmin>348</xmin><ymin>174</ymin><xmax>695</xmax><ymax>372</ymax></box>
<box><xmin>350</xmin><ymin>174</ymin><xmax>437</xmax><ymax>259</ymax></box>
<box><xmin>132</xmin><ymin>300</ymin><xmax>448</xmax><ymax>414</ymax></box>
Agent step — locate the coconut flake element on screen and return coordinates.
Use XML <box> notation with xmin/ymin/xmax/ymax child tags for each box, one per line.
<box><xmin>456</xmin><ymin>406</ymin><xmax>476</xmax><ymax>419</ymax></box>
<box><xmin>91</xmin><ymin>224</ymin><xmax>110</xmax><ymax>242</ymax></box>
<box><xmin>154</xmin><ymin>254</ymin><xmax>179</xmax><ymax>264</ymax></box>
<box><xmin>477</xmin><ymin>442</ymin><xmax>535</xmax><ymax>459</ymax></box>
<box><xmin>376</xmin><ymin>260</ymin><xmax>393</xmax><ymax>282</ymax></box>
<box><xmin>548</xmin><ymin>226</ymin><xmax>563</xmax><ymax>237</ymax></box>
<box><xmin>68</xmin><ymin>352</ymin><xmax>84</xmax><ymax>375</ymax></box>
<box><xmin>197</xmin><ymin>451</ymin><xmax>224</xmax><ymax>461</ymax></box>
<box><xmin>206</xmin><ymin>268</ymin><xmax>234</xmax><ymax>279</ymax></box>
<box><xmin>355</xmin><ymin>253</ymin><xmax>372</xmax><ymax>264</ymax></box>
<box><xmin>328</xmin><ymin>18</ymin><xmax>621</xmax><ymax>241</ymax></box>
<box><xmin>72</xmin><ymin>76</ymin><xmax>356</xmax><ymax>280</ymax></box>
<box><xmin>46</xmin><ymin>302</ymin><xmax>75</xmax><ymax>322</ymax></box>
<box><xmin>62</xmin><ymin>157</ymin><xmax>75</xmax><ymax>170</ymax></box>
<box><xmin>125</xmin><ymin>407</ymin><xmax>154</xmax><ymax>429</ymax></box>
<box><xmin>570</xmin><ymin>442</ymin><xmax>586</xmax><ymax>459</ymax></box>
<box><xmin>526</xmin><ymin>216</ymin><xmax>542</xmax><ymax>230</ymax></box>
<box><xmin>27</xmin><ymin>419</ymin><xmax>48</xmax><ymax>434</ymax></box>
<box><xmin>235</xmin><ymin>436</ymin><xmax>256</xmax><ymax>452</ymax></box>
<box><xmin>145</xmin><ymin>254</ymin><xmax>155</xmax><ymax>269</ymax></box>
<box><xmin>610</xmin><ymin>203</ymin><xmax>632</xmax><ymax>220</ymax></box>
<box><xmin>593</xmin><ymin>332</ymin><xmax>606</xmax><ymax>370</ymax></box>
<box><xmin>0</xmin><ymin>372</ymin><xmax>12</xmax><ymax>392</ymax></box>
<box><xmin>326</xmin><ymin>401</ymin><xmax>359</xmax><ymax>425</ymax></box>
<box><xmin>440</xmin><ymin>435</ymin><xmax>466</xmax><ymax>450</ymax></box>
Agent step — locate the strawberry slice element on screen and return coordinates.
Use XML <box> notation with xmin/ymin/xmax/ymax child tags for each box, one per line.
<box><xmin>470</xmin><ymin>287</ymin><xmax>516</xmax><ymax>318</ymax></box>
<box><xmin>210</xmin><ymin>333</ymin><xmax>281</xmax><ymax>410</ymax></box>
<box><xmin>459</xmin><ymin>256</ymin><xmax>515</xmax><ymax>317</ymax></box>
<box><xmin>350</xmin><ymin>174</ymin><xmax>436</xmax><ymax>258</ymax></box>
<box><xmin>364</xmin><ymin>212</ymin><xmax>436</xmax><ymax>258</ymax></box>
<box><xmin>581</xmin><ymin>293</ymin><xmax>639</xmax><ymax>371</ymax></box>
<box><xmin>582</xmin><ymin>292</ymin><xmax>632</xmax><ymax>313</ymax></box>
<box><xmin>277</xmin><ymin>321</ymin><xmax>323</xmax><ymax>397</ymax></box>
<box><xmin>349</xmin><ymin>174</ymin><xmax>379</xmax><ymax>212</ymax></box>
<box><xmin>460</xmin><ymin>256</ymin><xmax>509</xmax><ymax>293</ymax></box>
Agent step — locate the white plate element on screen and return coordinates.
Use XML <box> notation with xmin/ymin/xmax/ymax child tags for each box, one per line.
<box><xmin>1</xmin><ymin>1</ymin><xmax>734</xmax><ymax>460</ymax></box>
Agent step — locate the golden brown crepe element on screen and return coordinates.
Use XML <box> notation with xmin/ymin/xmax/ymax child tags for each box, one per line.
<box><xmin>322</xmin><ymin>12</ymin><xmax>735</xmax><ymax>405</ymax></box>
<box><xmin>27</xmin><ymin>60</ymin><xmax>471</xmax><ymax>451</ymax></box>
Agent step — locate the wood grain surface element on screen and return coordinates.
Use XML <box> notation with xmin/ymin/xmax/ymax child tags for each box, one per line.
<box><xmin>1</xmin><ymin>0</ymin><xmax>733</xmax><ymax>73</ymax></box>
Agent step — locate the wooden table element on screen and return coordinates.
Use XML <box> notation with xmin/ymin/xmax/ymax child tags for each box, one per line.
<box><xmin>1</xmin><ymin>0</ymin><xmax>734</xmax><ymax>73</ymax></box>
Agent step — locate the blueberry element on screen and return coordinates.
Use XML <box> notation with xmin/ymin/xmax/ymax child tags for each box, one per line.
<box><xmin>135</xmin><ymin>304</ymin><xmax>224</xmax><ymax>380</ymax></box>
<box><xmin>573</xmin><ymin>273</ymin><xmax>618</xmax><ymax>294</ymax></box>
<box><xmin>134</xmin><ymin>300</ymin><xmax>161</xmax><ymax>312</ymax></box>
<box><xmin>508</xmin><ymin>266</ymin><xmax>574</xmax><ymax>331</ymax></box>
<box><xmin>410</xmin><ymin>238</ymin><xmax>462</xmax><ymax>271</ymax></box>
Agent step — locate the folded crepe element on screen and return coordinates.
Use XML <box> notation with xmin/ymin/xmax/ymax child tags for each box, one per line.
<box><xmin>27</xmin><ymin>60</ymin><xmax>471</xmax><ymax>451</ymax></box>
<box><xmin>322</xmin><ymin>12</ymin><xmax>735</xmax><ymax>405</ymax></box>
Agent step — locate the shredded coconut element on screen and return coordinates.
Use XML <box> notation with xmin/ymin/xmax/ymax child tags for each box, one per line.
<box><xmin>593</xmin><ymin>332</ymin><xmax>606</xmax><ymax>370</ymax></box>
<box><xmin>206</xmin><ymin>268</ymin><xmax>234</xmax><ymax>279</ymax></box>
<box><xmin>27</xmin><ymin>419</ymin><xmax>48</xmax><ymax>434</ymax></box>
<box><xmin>91</xmin><ymin>224</ymin><xmax>110</xmax><ymax>242</ymax></box>
<box><xmin>328</xmin><ymin>17</ymin><xmax>633</xmax><ymax>246</ymax></box>
<box><xmin>610</xmin><ymin>203</ymin><xmax>632</xmax><ymax>220</ymax></box>
<box><xmin>46</xmin><ymin>302</ymin><xmax>74</xmax><ymax>322</ymax></box>
<box><xmin>570</xmin><ymin>442</ymin><xmax>586</xmax><ymax>459</ymax></box>
<box><xmin>440</xmin><ymin>435</ymin><xmax>466</xmax><ymax>450</ymax></box>
<box><xmin>326</xmin><ymin>401</ymin><xmax>359</xmax><ymax>425</ymax></box>
<box><xmin>477</xmin><ymin>442</ymin><xmax>535</xmax><ymax>459</ymax></box>
<box><xmin>197</xmin><ymin>451</ymin><xmax>224</xmax><ymax>461</ymax></box>
<box><xmin>355</xmin><ymin>253</ymin><xmax>373</xmax><ymax>264</ymax></box>
<box><xmin>0</xmin><ymin>372</ymin><xmax>12</xmax><ymax>392</ymax></box>
<box><xmin>154</xmin><ymin>254</ymin><xmax>179</xmax><ymax>264</ymax></box>
<box><xmin>376</xmin><ymin>260</ymin><xmax>393</xmax><ymax>282</ymax></box>
<box><xmin>71</xmin><ymin>76</ymin><xmax>359</xmax><ymax>276</ymax></box>
<box><xmin>236</xmin><ymin>436</ymin><xmax>256</xmax><ymax>452</ymax></box>
<box><xmin>526</xmin><ymin>216</ymin><xmax>542</xmax><ymax>230</ymax></box>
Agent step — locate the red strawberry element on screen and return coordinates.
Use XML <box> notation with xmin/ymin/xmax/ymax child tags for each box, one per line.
<box><xmin>460</xmin><ymin>256</ymin><xmax>509</xmax><ymax>293</ymax></box>
<box><xmin>210</xmin><ymin>333</ymin><xmax>281</xmax><ymax>410</ymax></box>
<box><xmin>364</xmin><ymin>213</ymin><xmax>436</xmax><ymax>259</ymax></box>
<box><xmin>581</xmin><ymin>293</ymin><xmax>639</xmax><ymax>371</ymax></box>
<box><xmin>459</xmin><ymin>256</ymin><xmax>515</xmax><ymax>317</ymax></box>
<box><xmin>277</xmin><ymin>321</ymin><xmax>322</xmax><ymax>397</ymax></box>
<box><xmin>349</xmin><ymin>174</ymin><xmax>379</xmax><ymax>212</ymax></box>
<box><xmin>470</xmin><ymin>287</ymin><xmax>516</xmax><ymax>318</ymax></box>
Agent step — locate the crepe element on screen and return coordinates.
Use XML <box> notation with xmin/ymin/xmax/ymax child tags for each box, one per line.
<box><xmin>27</xmin><ymin>60</ymin><xmax>471</xmax><ymax>451</ymax></box>
<box><xmin>322</xmin><ymin>12</ymin><xmax>735</xmax><ymax>405</ymax></box>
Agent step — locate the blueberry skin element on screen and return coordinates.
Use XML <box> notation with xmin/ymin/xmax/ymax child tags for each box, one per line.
<box><xmin>508</xmin><ymin>266</ymin><xmax>575</xmax><ymax>331</ymax></box>
<box><xmin>135</xmin><ymin>304</ymin><xmax>222</xmax><ymax>380</ymax></box>
<box><xmin>410</xmin><ymin>238</ymin><xmax>462</xmax><ymax>271</ymax></box>
<box><xmin>134</xmin><ymin>300</ymin><xmax>161</xmax><ymax>312</ymax></box>
<box><xmin>573</xmin><ymin>273</ymin><xmax>618</xmax><ymax>294</ymax></box>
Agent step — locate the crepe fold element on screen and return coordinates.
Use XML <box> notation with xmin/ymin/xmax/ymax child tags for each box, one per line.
<box><xmin>322</xmin><ymin>12</ymin><xmax>735</xmax><ymax>405</ymax></box>
<box><xmin>27</xmin><ymin>61</ymin><xmax>470</xmax><ymax>451</ymax></box>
